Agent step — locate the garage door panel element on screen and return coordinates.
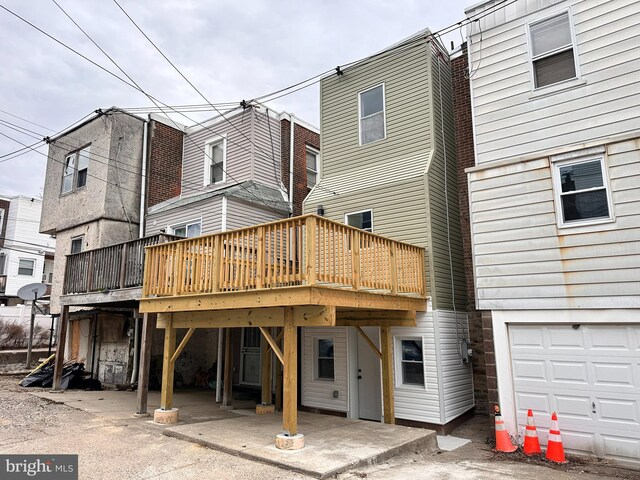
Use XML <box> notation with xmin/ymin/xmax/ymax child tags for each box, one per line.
<box><xmin>510</xmin><ymin>324</ymin><xmax>640</xmax><ymax>464</ymax></box>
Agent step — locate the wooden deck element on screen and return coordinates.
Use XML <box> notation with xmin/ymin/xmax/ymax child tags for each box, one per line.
<box><xmin>136</xmin><ymin>215</ymin><xmax>427</xmax><ymax>443</ymax></box>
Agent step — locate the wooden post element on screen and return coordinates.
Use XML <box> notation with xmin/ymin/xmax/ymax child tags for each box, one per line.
<box><xmin>275</xmin><ymin>328</ymin><xmax>283</xmax><ymax>411</ymax></box>
<box><xmin>212</xmin><ymin>235</ymin><xmax>221</xmax><ymax>293</ymax></box>
<box><xmin>160</xmin><ymin>314</ymin><xmax>176</xmax><ymax>410</ymax></box>
<box><xmin>86</xmin><ymin>250</ymin><xmax>95</xmax><ymax>292</ymax></box>
<box><xmin>222</xmin><ymin>327</ymin><xmax>233</xmax><ymax>407</ymax></box>
<box><xmin>352</xmin><ymin>230</ymin><xmax>361</xmax><ymax>290</ymax></box>
<box><xmin>260</xmin><ymin>332</ymin><xmax>272</xmax><ymax>404</ymax></box>
<box><xmin>305</xmin><ymin>216</ymin><xmax>317</xmax><ymax>286</ymax></box>
<box><xmin>136</xmin><ymin>313</ymin><xmax>156</xmax><ymax>414</ymax></box>
<box><xmin>389</xmin><ymin>243</ymin><xmax>398</xmax><ymax>295</ymax></box>
<box><xmin>52</xmin><ymin>305</ymin><xmax>69</xmax><ymax>391</ymax></box>
<box><xmin>380</xmin><ymin>326</ymin><xmax>395</xmax><ymax>424</ymax></box>
<box><xmin>256</xmin><ymin>226</ymin><xmax>265</xmax><ymax>289</ymax></box>
<box><xmin>282</xmin><ymin>307</ymin><xmax>297</xmax><ymax>435</ymax></box>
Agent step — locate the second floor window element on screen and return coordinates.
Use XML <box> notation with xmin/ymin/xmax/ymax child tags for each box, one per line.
<box><xmin>171</xmin><ymin>221</ymin><xmax>201</xmax><ymax>238</ymax></box>
<box><xmin>18</xmin><ymin>258</ymin><xmax>35</xmax><ymax>276</ymax></box>
<box><xmin>529</xmin><ymin>12</ymin><xmax>577</xmax><ymax>88</ymax></box>
<box><xmin>346</xmin><ymin>209</ymin><xmax>373</xmax><ymax>232</ymax></box>
<box><xmin>205</xmin><ymin>137</ymin><xmax>226</xmax><ymax>185</ymax></box>
<box><xmin>70</xmin><ymin>236</ymin><xmax>84</xmax><ymax>254</ymax></box>
<box><xmin>306</xmin><ymin>147</ymin><xmax>319</xmax><ymax>188</ymax></box>
<box><xmin>62</xmin><ymin>146</ymin><xmax>90</xmax><ymax>194</ymax></box>
<box><xmin>359</xmin><ymin>84</ymin><xmax>386</xmax><ymax>145</ymax></box>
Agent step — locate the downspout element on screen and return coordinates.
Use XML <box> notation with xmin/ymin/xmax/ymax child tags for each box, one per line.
<box><xmin>130</xmin><ymin>314</ymin><xmax>141</xmax><ymax>385</ymax></box>
<box><xmin>289</xmin><ymin>114</ymin><xmax>295</xmax><ymax>215</ymax></box>
<box><xmin>138</xmin><ymin>118</ymin><xmax>149</xmax><ymax>238</ymax></box>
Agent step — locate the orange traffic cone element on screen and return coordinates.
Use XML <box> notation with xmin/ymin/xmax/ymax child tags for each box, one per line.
<box><xmin>494</xmin><ymin>405</ymin><xmax>517</xmax><ymax>453</ymax></box>
<box><xmin>523</xmin><ymin>409</ymin><xmax>541</xmax><ymax>455</ymax></box>
<box><xmin>545</xmin><ymin>412</ymin><xmax>567</xmax><ymax>463</ymax></box>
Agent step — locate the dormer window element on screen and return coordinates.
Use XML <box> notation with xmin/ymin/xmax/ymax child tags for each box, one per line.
<box><xmin>62</xmin><ymin>146</ymin><xmax>90</xmax><ymax>194</ymax></box>
<box><xmin>529</xmin><ymin>12</ymin><xmax>577</xmax><ymax>88</ymax></box>
<box><xmin>204</xmin><ymin>136</ymin><xmax>226</xmax><ymax>185</ymax></box>
<box><xmin>359</xmin><ymin>84</ymin><xmax>386</xmax><ymax>145</ymax></box>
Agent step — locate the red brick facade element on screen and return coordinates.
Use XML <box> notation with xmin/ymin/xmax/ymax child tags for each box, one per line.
<box><xmin>451</xmin><ymin>44</ymin><xmax>496</xmax><ymax>415</ymax></box>
<box><xmin>146</xmin><ymin>120</ymin><xmax>184</xmax><ymax>209</ymax></box>
<box><xmin>280</xmin><ymin>119</ymin><xmax>320</xmax><ymax>216</ymax></box>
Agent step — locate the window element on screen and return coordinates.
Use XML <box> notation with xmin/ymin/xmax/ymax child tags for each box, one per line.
<box><xmin>171</xmin><ymin>221</ymin><xmax>201</xmax><ymax>238</ymax></box>
<box><xmin>0</xmin><ymin>253</ymin><xmax>5</xmax><ymax>275</ymax></box>
<box><xmin>552</xmin><ymin>149</ymin><xmax>612</xmax><ymax>227</ymax></box>
<box><xmin>316</xmin><ymin>338</ymin><xmax>334</xmax><ymax>380</ymax></box>
<box><xmin>306</xmin><ymin>147</ymin><xmax>319</xmax><ymax>188</ymax></box>
<box><xmin>529</xmin><ymin>12</ymin><xmax>577</xmax><ymax>88</ymax></box>
<box><xmin>359</xmin><ymin>84</ymin><xmax>386</xmax><ymax>145</ymax></box>
<box><xmin>61</xmin><ymin>146</ymin><xmax>91</xmax><ymax>194</ymax></box>
<box><xmin>18</xmin><ymin>259</ymin><xmax>35</xmax><ymax>276</ymax></box>
<box><xmin>345</xmin><ymin>209</ymin><xmax>373</xmax><ymax>232</ymax></box>
<box><xmin>399</xmin><ymin>338</ymin><xmax>424</xmax><ymax>386</ymax></box>
<box><xmin>204</xmin><ymin>137</ymin><xmax>226</xmax><ymax>185</ymax></box>
<box><xmin>70</xmin><ymin>236</ymin><xmax>84</xmax><ymax>254</ymax></box>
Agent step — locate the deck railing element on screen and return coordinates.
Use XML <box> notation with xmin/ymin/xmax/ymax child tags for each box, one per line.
<box><xmin>143</xmin><ymin>215</ymin><xmax>426</xmax><ymax>298</ymax></box>
<box><xmin>63</xmin><ymin>234</ymin><xmax>180</xmax><ymax>295</ymax></box>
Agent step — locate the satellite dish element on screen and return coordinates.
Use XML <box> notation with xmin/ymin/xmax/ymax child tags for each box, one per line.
<box><xmin>17</xmin><ymin>282</ymin><xmax>48</xmax><ymax>301</ymax></box>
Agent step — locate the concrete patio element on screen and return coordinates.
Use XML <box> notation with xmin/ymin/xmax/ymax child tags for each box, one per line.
<box><xmin>33</xmin><ymin>388</ymin><xmax>437</xmax><ymax>479</ymax></box>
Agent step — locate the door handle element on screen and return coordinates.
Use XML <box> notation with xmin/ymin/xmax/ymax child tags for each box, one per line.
<box><xmin>357</xmin><ymin>375</ymin><xmax>362</xmax><ymax>380</ymax></box>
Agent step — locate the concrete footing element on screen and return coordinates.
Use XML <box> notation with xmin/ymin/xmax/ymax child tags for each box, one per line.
<box><xmin>275</xmin><ymin>433</ymin><xmax>305</xmax><ymax>450</ymax></box>
<box><xmin>154</xmin><ymin>408</ymin><xmax>179</xmax><ymax>424</ymax></box>
<box><xmin>256</xmin><ymin>404</ymin><xmax>275</xmax><ymax>415</ymax></box>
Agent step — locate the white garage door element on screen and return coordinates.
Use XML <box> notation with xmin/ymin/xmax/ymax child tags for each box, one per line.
<box><xmin>510</xmin><ymin>324</ymin><xmax>640</xmax><ymax>465</ymax></box>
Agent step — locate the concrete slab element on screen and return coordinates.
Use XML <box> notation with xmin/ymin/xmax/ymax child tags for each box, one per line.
<box><xmin>164</xmin><ymin>412</ymin><xmax>437</xmax><ymax>479</ymax></box>
<box><xmin>436</xmin><ymin>434</ymin><xmax>471</xmax><ymax>451</ymax></box>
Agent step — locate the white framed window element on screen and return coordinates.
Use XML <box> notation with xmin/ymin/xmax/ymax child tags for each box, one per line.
<box><xmin>170</xmin><ymin>220</ymin><xmax>202</xmax><ymax>238</ymax></box>
<box><xmin>306</xmin><ymin>146</ymin><xmax>320</xmax><ymax>188</ymax></box>
<box><xmin>315</xmin><ymin>338</ymin><xmax>334</xmax><ymax>380</ymax></box>
<box><xmin>18</xmin><ymin>258</ymin><xmax>35</xmax><ymax>276</ymax></box>
<box><xmin>70</xmin><ymin>236</ymin><xmax>84</xmax><ymax>254</ymax></box>
<box><xmin>359</xmin><ymin>84</ymin><xmax>386</xmax><ymax>145</ymax></box>
<box><xmin>204</xmin><ymin>136</ymin><xmax>226</xmax><ymax>186</ymax></box>
<box><xmin>0</xmin><ymin>253</ymin><xmax>5</xmax><ymax>275</ymax></box>
<box><xmin>61</xmin><ymin>146</ymin><xmax>91</xmax><ymax>194</ymax></box>
<box><xmin>345</xmin><ymin>209</ymin><xmax>373</xmax><ymax>232</ymax></box>
<box><xmin>528</xmin><ymin>11</ymin><xmax>577</xmax><ymax>89</ymax></box>
<box><xmin>551</xmin><ymin>147</ymin><xmax>613</xmax><ymax>228</ymax></box>
<box><xmin>395</xmin><ymin>337</ymin><xmax>425</xmax><ymax>388</ymax></box>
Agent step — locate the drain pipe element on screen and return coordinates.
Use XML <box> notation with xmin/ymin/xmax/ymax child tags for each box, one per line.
<box><xmin>288</xmin><ymin>114</ymin><xmax>295</xmax><ymax>215</ymax></box>
<box><xmin>215</xmin><ymin>329</ymin><xmax>224</xmax><ymax>402</ymax></box>
<box><xmin>138</xmin><ymin>118</ymin><xmax>149</xmax><ymax>238</ymax></box>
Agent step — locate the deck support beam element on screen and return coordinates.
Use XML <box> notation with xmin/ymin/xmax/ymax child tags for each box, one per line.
<box><xmin>282</xmin><ymin>307</ymin><xmax>297</xmax><ymax>436</ymax></box>
<box><xmin>136</xmin><ymin>312</ymin><xmax>156</xmax><ymax>415</ymax></box>
<box><xmin>260</xmin><ymin>331</ymin><xmax>273</xmax><ymax>406</ymax></box>
<box><xmin>355</xmin><ymin>326</ymin><xmax>382</xmax><ymax>359</ymax></box>
<box><xmin>52</xmin><ymin>305</ymin><xmax>69</xmax><ymax>391</ymax></box>
<box><xmin>222</xmin><ymin>327</ymin><xmax>233</xmax><ymax>407</ymax></box>
<box><xmin>380</xmin><ymin>326</ymin><xmax>395</xmax><ymax>424</ymax></box>
<box><xmin>160</xmin><ymin>314</ymin><xmax>176</xmax><ymax>411</ymax></box>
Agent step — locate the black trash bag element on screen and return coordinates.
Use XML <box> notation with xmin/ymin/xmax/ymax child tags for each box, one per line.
<box><xmin>20</xmin><ymin>362</ymin><xmax>85</xmax><ymax>389</ymax></box>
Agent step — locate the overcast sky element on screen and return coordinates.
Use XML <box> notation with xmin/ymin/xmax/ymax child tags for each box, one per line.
<box><xmin>0</xmin><ymin>0</ymin><xmax>472</xmax><ymax>199</ymax></box>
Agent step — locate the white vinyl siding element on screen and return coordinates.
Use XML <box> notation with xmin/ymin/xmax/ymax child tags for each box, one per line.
<box><xmin>302</xmin><ymin>327</ymin><xmax>348</xmax><ymax>412</ymax></box>
<box><xmin>224</xmin><ymin>197</ymin><xmax>285</xmax><ymax>231</ymax></box>
<box><xmin>145</xmin><ymin>196</ymin><xmax>223</xmax><ymax>237</ymax></box>
<box><xmin>467</xmin><ymin>0</ymin><xmax>640</xmax><ymax>165</ymax></box>
<box><xmin>469</xmin><ymin>137</ymin><xmax>640</xmax><ymax>310</ymax></box>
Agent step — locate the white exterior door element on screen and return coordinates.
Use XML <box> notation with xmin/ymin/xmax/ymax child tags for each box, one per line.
<box><xmin>357</xmin><ymin>327</ymin><xmax>382</xmax><ymax>421</ymax></box>
<box><xmin>509</xmin><ymin>324</ymin><xmax>640</xmax><ymax>465</ymax></box>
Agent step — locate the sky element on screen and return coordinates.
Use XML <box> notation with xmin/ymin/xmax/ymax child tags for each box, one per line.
<box><xmin>0</xmin><ymin>0</ymin><xmax>473</xmax><ymax>199</ymax></box>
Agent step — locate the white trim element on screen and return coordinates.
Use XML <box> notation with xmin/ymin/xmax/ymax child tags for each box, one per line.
<box><xmin>393</xmin><ymin>335</ymin><xmax>428</xmax><ymax>390</ymax></box>
<box><xmin>17</xmin><ymin>257</ymin><xmax>36</xmax><ymax>276</ymax></box>
<box><xmin>526</xmin><ymin>8</ymin><xmax>580</xmax><ymax>91</ymax></box>
<box><xmin>168</xmin><ymin>218</ymin><xmax>202</xmax><ymax>237</ymax></box>
<box><xmin>358</xmin><ymin>83</ymin><xmax>387</xmax><ymax>146</ymax></box>
<box><xmin>203</xmin><ymin>134</ymin><xmax>227</xmax><ymax>186</ymax></box>
<box><xmin>221</xmin><ymin>196</ymin><xmax>228</xmax><ymax>232</ymax></box>
<box><xmin>344</xmin><ymin>209</ymin><xmax>373</xmax><ymax>232</ymax></box>
<box><xmin>550</xmin><ymin>148</ymin><xmax>614</xmax><ymax>229</ymax></box>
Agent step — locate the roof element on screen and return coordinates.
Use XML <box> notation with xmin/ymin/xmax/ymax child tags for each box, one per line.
<box><xmin>147</xmin><ymin>180</ymin><xmax>290</xmax><ymax>215</ymax></box>
<box><xmin>48</xmin><ymin>107</ymin><xmax>146</xmax><ymax>143</ymax></box>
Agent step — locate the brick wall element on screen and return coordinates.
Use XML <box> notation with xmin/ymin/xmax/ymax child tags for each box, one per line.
<box><xmin>281</xmin><ymin>119</ymin><xmax>320</xmax><ymax>216</ymax></box>
<box><xmin>146</xmin><ymin>120</ymin><xmax>184</xmax><ymax>209</ymax></box>
<box><xmin>451</xmin><ymin>44</ymin><xmax>495</xmax><ymax>415</ymax></box>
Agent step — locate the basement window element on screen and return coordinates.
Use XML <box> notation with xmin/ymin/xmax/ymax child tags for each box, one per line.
<box><xmin>345</xmin><ymin>209</ymin><xmax>373</xmax><ymax>232</ymax></box>
<box><xmin>396</xmin><ymin>337</ymin><xmax>425</xmax><ymax>387</ymax></box>
<box><xmin>171</xmin><ymin>221</ymin><xmax>201</xmax><ymax>238</ymax></box>
<box><xmin>316</xmin><ymin>338</ymin><xmax>335</xmax><ymax>380</ymax></box>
